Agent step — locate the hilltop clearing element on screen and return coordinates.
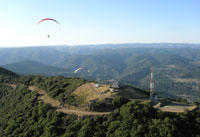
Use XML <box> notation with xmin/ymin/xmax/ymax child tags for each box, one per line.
<box><xmin>28</xmin><ymin>85</ymin><xmax>110</xmax><ymax>116</ymax></box>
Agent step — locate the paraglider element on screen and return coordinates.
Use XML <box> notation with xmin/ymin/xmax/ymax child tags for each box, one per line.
<box><xmin>37</xmin><ymin>18</ymin><xmax>61</xmax><ymax>25</ymax></box>
<box><xmin>74</xmin><ymin>68</ymin><xmax>90</xmax><ymax>74</ymax></box>
<box><xmin>37</xmin><ymin>18</ymin><xmax>60</xmax><ymax>38</ymax></box>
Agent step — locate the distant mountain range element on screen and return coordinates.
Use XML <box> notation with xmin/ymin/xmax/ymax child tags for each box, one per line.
<box><xmin>1</xmin><ymin>43</ymin><xmax>200</xmax><ymax>101</ymax></box>
<box><xmin>3</xmin><ymin>60</ymin><xmax>68</xmax><ymax>76</ymax></box>
<box><xmin>1</xmin><ymin>43</ymin><xmax>200</xmax><ymax>66</ymax></box>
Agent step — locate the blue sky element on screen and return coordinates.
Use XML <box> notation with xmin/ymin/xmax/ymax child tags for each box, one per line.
<box><xmin>0</xmin><ymin>0</ymin><xmax>200</xmax><ymax>47</ymax></box>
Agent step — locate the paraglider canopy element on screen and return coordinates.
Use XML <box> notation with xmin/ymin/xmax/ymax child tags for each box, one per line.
<box><xmin>37</xmin><ymin>18</ymin><xmax>60</xmax><ymax>38</ymax></box>
<box><xmin>74</xmin><ymin>68</ymin><xmax>90</xmax><ymax>74</ymax></box>
<box><xmin>37</xmin><ymin>18</ymin><xmax>61</xmax><ymax>25</ymax></box>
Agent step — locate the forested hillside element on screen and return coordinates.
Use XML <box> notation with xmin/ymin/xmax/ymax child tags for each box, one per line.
<box><xmin>18</xmin><ymin>75</ymin><xmax>85</xmax><ymax>106</ymax></box>
<box><xmin>0</xmin><ymin>85</ymin><xmax>200</xmax><ymax>137</ymax></box>
<box><xmin>0</xmin><ymin>67</ymin><xmax>18</xmax><ymax>77</ymax></box>
<box><xmin>0</xmin><ymin>67</ymin><xmax>200</xmax><ymax>137</ymax></box>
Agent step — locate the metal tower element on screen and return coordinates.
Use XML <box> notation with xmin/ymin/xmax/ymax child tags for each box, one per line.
<box><xmin>149</xmin><ymin>67</ymin><xmax>154</xmax><ymax>99</ymax></box>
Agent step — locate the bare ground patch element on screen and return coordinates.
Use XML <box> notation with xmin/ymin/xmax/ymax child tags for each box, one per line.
<box><xmin>73</xmin><ymin>82</ymin><xmax>114</xmax><ymax>102</ymax></box>
<box><xmin>28</xmin><ymin>85</ymin><xmax>111</xmax><ymax>116</ymax></box>
<box><xmin>172</xmin><ymin>78</ymin><xmax>200</xmax><ymax>83</ymax></box>
<box><xmin>154</xmin><ymin>101</ymin><xmax>197</xmax><ymax>113</ymax></box>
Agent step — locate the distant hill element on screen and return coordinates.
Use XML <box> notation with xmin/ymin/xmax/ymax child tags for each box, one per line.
<box><xmin>3</xmin><ymin>60</ymin><xmax>69</xmax><ymax>76</ymax></box>
<box><xmin>0</xmin><ymin>67</ymin><xmax>18</xmax><ymax>77</ymax></box>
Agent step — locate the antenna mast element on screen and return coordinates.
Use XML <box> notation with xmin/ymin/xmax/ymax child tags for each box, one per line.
<box><xmin>150</xmin><ymin>67</ymin><xmax>154</xmax><ymax>99</ymax></box>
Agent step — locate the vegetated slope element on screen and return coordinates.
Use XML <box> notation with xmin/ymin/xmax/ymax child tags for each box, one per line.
<box><xmin>0</xmin><ymin>67</ymin><xmax>200</xmax><ymax>137</ymax></box>
<box><xmin>0</xmin><ymin>67</ymin><xmax>18</xmax><ymax>83</ymax></box>
<box><xmin>0</xmin><ymin>83</ymin><xmax>68</xmax><ymax>137</ymax></box>
<box><xmin>0</xmin><ymin>67</ymin><xmax>18</xmax><ymax>77</ymax></box>
<box><xmin>16</xmin><ymin>75</ymin><xmax>85</xmax><ymax>106</ymax></box>
<box><xmin>3</xmin><ymin>60</ymin><xmax>68</xmax><ymax>76</ymax></box>
<box><xmin>1</xmin><ymin>84</ymin><xmax>200</xmax><ymax>137</ymax></box>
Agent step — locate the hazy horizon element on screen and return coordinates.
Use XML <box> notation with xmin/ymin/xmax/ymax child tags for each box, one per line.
<box><xmin>0</xmin><ymin>42</ymin><xmax>200</xmax><ymax>48</ymax></box>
